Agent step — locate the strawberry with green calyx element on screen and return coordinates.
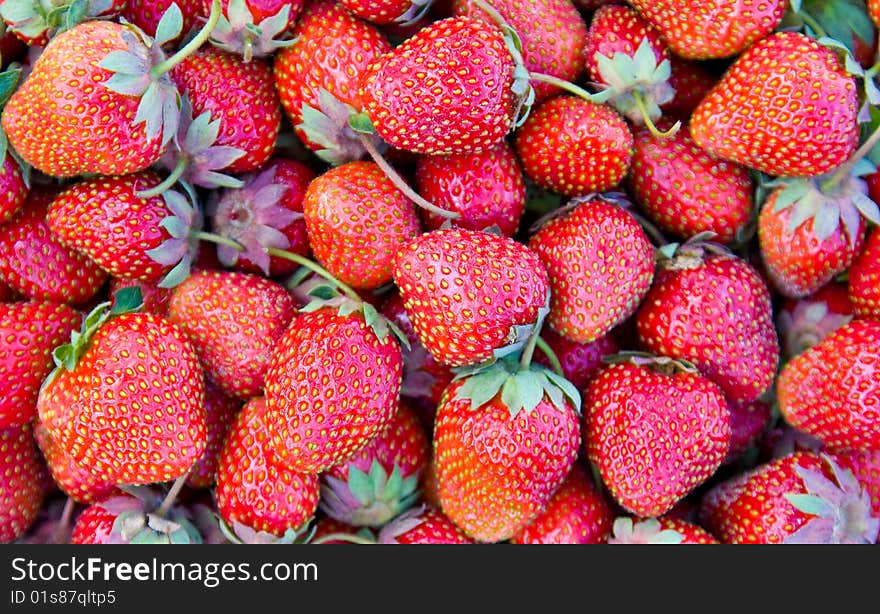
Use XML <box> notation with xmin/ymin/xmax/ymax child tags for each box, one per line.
<box><xmin>848</xmin><ymin>226</ymin><xmax>880</xmax><ymax>319</ymax></box>
<box><xmin>0</xmin><ymin>0</ymin><xmax>127</xmax><ymax>47</ymax></box>
<box><xmin>37</xmin><ymin>287</ymin><xmax>208</xmax><ymax>486</ymax></box>
<box><xmin>341</xmin><ymin>0</ymin><xmax>435</xmax><ymax>26</ymax></box>
<box><xmin>585</xmin><ymin>354</ymin><xmax>731</xmax><ymax>519</ymax></box>
<box><xmin>777</xmin><ymin>283</ymin><xmax>854</xmax><ymax>360</ymax></box>
<box><xmin>700</xmin><ymin>452</ymin><xmax>879</xmax><ymax>544</ymax></box>
<box><xmin>607</xmin><ymin>516</ymin><xmax>718</xmax><ymax>545</ymax></box>
<box><xmin>433</xmin><ymin>314</ymin><xmax>582</xmax><ymax>542</ymax></box>
<box><xmin>2</xmin><ymin>1</ymin><xmax>224</xmax><ymax>178</ymax></box>
<box><xmin>0</xmin><ymin>423</ymin><xmax>45</xmax><ymax>543</ymax></box>
<box><xmin>218</xmin><ymin>517</ymin><xmax>316</xmax><ymax>545</ymax></box>
<box><xmin>835</xmin><ymin>450</ymin><xmax>880</xmax><ymax>518</ymax></box>
<box><xmin>320</xmin><ymin>403</ymin><xmax>428</xmax><ymax>528</ymax></box>
<box><xmin>207</xmin><ymin>0</ymin><xmax>301</xmax><ymax>62</ymax></box>
<box><xmin>121</xmin><ymin>0</ymin><xmax>203</xmax><ymax>42</ymax></box>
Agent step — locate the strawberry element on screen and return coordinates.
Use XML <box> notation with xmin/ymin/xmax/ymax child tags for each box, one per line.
<box><xmin>37</xmin><ymin>293</ymin><xmax>207</xmax><ymax>485</ymax></box>
<box><xmin>0</xmin><ymin>0</ymin><xmax>126</xmax><ymax>46</ymax></box>
<box><xmin>533</xmin><ymin>327</ymin><xmax>618</xmax><ymax>391</ymax></box>
<box><xmin>872</xmin><ymin>0</ymin><xmax>880</xmax><ymax>29</ymax></box>
<box><xmin>0</xmin><ymin>188</ymin><xmax>107</xmax><ymax>306</ymax></box>
<box><xmin>186</xmin><ymin>384</ymin><xmax>242</xmax><ymax>489</ymax></box>
<box><xmin>303</xmin><ymin>161</ymin><xmax>421</xmax><ymax>291</ymax></box>
<box><xmin>377</xmin><ymin>506</ymin><xmax>474</xmax><ymax>544</ymax></box>
<box><xmin>433</xmin><ymin>355</ymin><xmax>582</xmax><ymax>542</ymax></box>
<box><xmin>835</xmin><ymin>450</ymin><xmax>880</xmax><ymax>518</ymax></box>
<box><xmin>167</xmin><ymin>270</ymin><xmax>297</xmax><ymax>400</ymax></box>
<box><xmin>0</xmin><ymin>301</ymin><xmax>81</xmax><ymax>429</ymax></box>
<box><xmin>122</xmin><ymin>0</ymin><xmax>204</xmax><ymax>40</ymax></box>
<box><xmin>607</xmin><ymin>516</ymin><xmax>718</xmax><ymax>544</ymax></box>
<box><xmin>636</xmin><ymin>244</ymin><xmax>779</xmax><ymax>404</ymax></box>
<box><xmin>310</xmin><ymin>517</ymin><xmax>371</xmax><ymax>545</ymax></box>
<box><xmin>339</xmin><ymin>0</ymin><xmax>433</xmax><ymax>26</ymax></box>
<box><xmin>320</xmin><ymin>403</ymin><xmax>429</xmax><ymax>527</ymax></box>
<box><xmin>700</xmin><ymin>452</ymin><xmax>879</xmax><ymax>544</ymax></box>
<box><xmin>453</xmin><ymin>0</ymin><xmax>588</xmax><ymax>102</ymax></box>
<box><xmin>777</xmin><ymin>320</ymin><xmax>880</xmax><ymax>452</ymax></box>
<box><xmin>71</xmin><ymin>492</ymin><xmax>203</xmax><ymax>544</ymax></box>
<box><xmin>777</xmin><ymin>282</ymin><xmax>854</xmax><ymax>359</ymax></box>
<box><xmin>515</xmin><ymin>95</ymin><xmax>633</xmax><ymax>197</ymax></box>
<box><xmin>725</xmin><ymin>399</ymin><xmax>772</xmax><ymax>464</ymax></box>
<box><xmin>170</xmin><ymin>46</ymin><xmax>281</xmax><ymax>174</ymax></box>
<box><xmin>358</xmin><ymin>16</ymin><xmax>522</xmax><ymax>155</ymax></box>
<box><xmin>0</xmin><ymin>423</ymin><xmax>44</xmax><ymax>543</ymax></box>
<box><xmin>630</xmin><ymin>0</ymin><xmax>786</xmax><ymax>60</ymax></box>
<box><xmin>585</xmin><ymin>358</ymin><xmax>731</xmax><ymax>518</ymax></box>
<box><xmin>690</xmin><ymin>32</ymin><xmax>859</xmax><ymax>178</ymax></box>
<box><xmin>264</xmin><ymin>305</ymin><xmax>403</xmax><ymax>474</ymax></box>
<box><xmin>393</xmin><ymin>227</ymin><xmax>550</xmax><ymax>367</ymax></box>
<box><xmin>660</xmin><ymin>57</ymin><xmax>717</xmax><ymax>118</ymax></box>
<box><xmin>628</xmin><ymin>122</ymin><xmax>753</xmax><ymax>244</ymax></box>
<box><xmin>216</xmin><ymin>397</ymin><xmax>319</xmax><ymax>537</ymax></box>
<box><xmin>528</xmin><ymin>195</ymin><xmax>654</xmax><ymax>344</ymax></box>
<box><xmin>273</xmin><ymin>0</ymin><xmax>391</xmax><ymax>164</ymax></box>
<box><xmin>207</xmin><ymin>0</ymin><xmax>303</xmax><ymax>60</ymax></box>
<box><xmin>0</xmin><ymin>153</ymin><xmax>26</xmax><ymax>224</ymax></box>
<box><xmin>210</xmin><ymin>157</ymin><xmax>315</xmax><ymax>277</ymax></box>
<box><xmin>848</xmin><ymin>227</ymin><xmax>880</xmax><ymax>320</ymax></box>
<box><xmin>509</xmin><ymin>464</ymin><xmax>613</xmax><ymax>544</ymax></box>
<box><xmin>414</xmin><ymin>141</ymin><xmax>525</xmax><ymax>235</ymax></box>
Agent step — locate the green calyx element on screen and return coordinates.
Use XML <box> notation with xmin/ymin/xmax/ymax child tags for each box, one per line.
<box><xmin>0</xmin><ymin>0</ymin><xmax>108</xmax><ymax>44</ymax></box>
<box><xmin>320</xmin><ymin>460</ymin><xmax>420</xmax><ymax>528</ymax></box>
<box><xmin>301</xmin><ymin>90</ymin><xmax>386</xmax><ymax>165</ymax></box>
<box><xmin>218</xmin><ymin>517</ymin><xmax>316</xmax><ymax>545</ymax></box>
<box><xmin>145</xmin><ymin>184</ymin><xmax>204</xmax><ymax>288</ymax></box>
<box><xmin>209</xmin><ymin>0</ymin><xmax>297</xmax><ymax>62</ymax></box>
<box><xmin>603</xmin><ymin>351</ymin><xmax>700</xmax><ymax>376</ymax></box>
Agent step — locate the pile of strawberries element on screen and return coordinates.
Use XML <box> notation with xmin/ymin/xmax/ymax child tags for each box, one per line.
<box><xmin>1</xmin><ymin>0</ymin><xmax>879</xmax><ymax>546</ymax></box>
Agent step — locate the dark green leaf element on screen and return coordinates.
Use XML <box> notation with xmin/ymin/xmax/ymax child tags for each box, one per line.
<box><xmin>348</xmin><ymin>112</ymin><xmax>376</xmax><ymax>134</ymax></box>
<box><xmin>111</xmin><ymin>287</ymin><xmax>143</xmax><ymax>315</ymax></box>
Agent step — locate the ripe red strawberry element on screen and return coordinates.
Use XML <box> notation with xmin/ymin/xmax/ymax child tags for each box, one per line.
<box><xmin>273</xmin><ymin>0</ymin><xmax>391</xmax><ymax>164</ymax></box>
<box><xmin>358</xmin><ymin>16</ymin><xmax>520</xmax><ymax>155</ymax></box>
<box><xmin>515</xmin><ymin>96</ymin><xmax>633</xmax><ymax>197</ymax></box>
<box><xmin>725</xmin><ymin>399</ymin><xmax>772</xmax><ymax>464</ymax></box>
<box><xmin>453</xmin><ymin>0</ymin><xmax>588</xmax><ymax>102</ymax></box>
<box><xmin>700</xmin><ymin>452</ymin><xmax>879</xmax><ymax>544</ymax></box>
<box><xmin>1</xmin><ymin>0</ymin><xmax>127</xmax><ymax>47</ymax></box>
<box><xmin>607</xmin><ymin>516</ymin><xmax>718</xmax><ymax>544</ymax></box>
<box><xmin>630</xmin><ymin>0</ymin><xmax>785</xmax><ymax>59</ymax></box>
<box><xmin>377</xmin><ymin>506</ymin><xmax>474</xmax><ymax>544</ymax></box>
<box><xmin>320</xmin><ymin>403</ymin><xmax>429</xmax><ymax>527</ymax></box>
<box><xmin>777</xmin><ymin>320</ymin><xmax>880</xmax><ymax>452</ymax></box>
<box><xmin>216</xmin><ymin>397</ymin><xmax>319</xmax><ymax>537</ymax></box>
<box><xmin>0</xmin><ymin>188</ymin><xmax>107</xmax><ymax>306</ymax></box>
<box><xmin>168</xmin><ymin>270</ymin><xmax>297</xmax><ymax>400</ymax></box>
<box><xmin>207</xmin><ymin>0</ymin><xmax>304</xmax><ymax>60</ymax></box>
<box><xmin>0</xmin><ymin>424</ymin><xmax>44</xmax><ymax>543</ymax></box>
<box><xmin>71</xmin><ymin>492</ymin><xmax>203</xmax><ymax>544</ymax></box>
<box><xmin>510</xmin><ymin>464</ymin><xmax>613</xmax><ymax>544</ymax></box>
<box><xmin>636</xmin><ymin>245</ymin><xmax>779</xmax><ymax>404</ymax></box>
<box><xmin>303</xmin><ymin>161</ymin><xmax>421</xmax><ymax>291</ymax></box>
<box><xmin>533</xmin><ymin>327</ymin><xmax>618</xmax><ymax>391</ymax></box>
<box><xmin>585</xmin><ymin>359</ymin><xmax>731</xmax><ymax>518</ymax></box>
<box><xmin>393</xmin><ymin>227</ymin><xmax>550</xmax><ymax>367</ymax></box>
<box><xmin>849</xmin><ymin>227</ymin><xmax>880</xmax><ymax>320</ymax></box>
<box><xmin>690</xmin><ymin>32</ymin><xmax>859</xmax><ymax>177</ymax></box>
<box><xmin>170</xmin><ymin>46</ymin><xmax>281</xmax><ymax>174</ymax></box>
<box><xmin>777</xmin><ymin>283</ymin><xmax>853</xmax><ymax>359</ymax></box>
<box><xmin>264</xmin><ymin>306</ymin><xmax>403</xmax><ymax>474</ymax></box>
<box><xmin>0</xmin><ymin>153</ymin><xmax>26</xmax><ymax>224</ymax></box>
<box><xmin>310</xmin><ymin>517</ymin><xmax>371</xmax><ymax>545</ymax></box>
<box><xmin>339</xmin><ymin>0</ymin><xmax>432</xmax><ymax>25</ymax></box>
<box><xmin>210</xmin><ymin>157</ymin><xmax>315</xmax><ymax>277</ymax></box>
<box><xmin>628</xmin><ymin>122</ymin><xmax>753</xmax><ymax>244</ymax></box>
<box><xmin>122</xmin><ymin>0</ymin><xmax>204</xmax><ymax>40</ymax></box>
<box><xmin>186</xmin><ymin>384</ymin><xmax>242</xmax><ymax>489</ymax></box>
<box><xmin>1</xmin><ymin>301</ymin><xmax>81</xmax><ymax>429</ymax></box>
<box><xmin>414</xmin><ymin>141</ymin><xmax>525</xmax><ymax>235</ymax></box>
<box><xmin>528</xmin><ymin>195</ymin><xmax>654</xmax><ymax>344</ymax></box>
<box><xmin>835</xmin><ymin>449</ymin><xmax>880</xmax><ymax>518</ymax></box>
<box><xmin>433</xmin><ymin>357</ymin><xmax>582</xmax><ymax>542</ymax></box>
<box><xmin>109</xmin><ymin>278</ymin><xmax>172</xmax><ymax>316</ymax></box>
<box><xmin>660</xmin><ymin>57</ymin><xmax>717</xmax><ymax>118</ymax></box>
<box><xmin>33</xmin><ymin>420</ymin><xmax>118</xmax><ymax>504</ymax></box>
<box><xmin>37</xmin><ymin>298</ymin><xmax>207</xmax><ymax>486</ymax></box>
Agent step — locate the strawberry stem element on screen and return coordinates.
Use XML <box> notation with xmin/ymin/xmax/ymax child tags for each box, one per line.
<box><xmin>535</xmin><ymin>336</ymin><xmax>564</xmax><ymax>377</ymax></box>
<box><xmin>821</xmin><ymin>123</ymin><xmax>880</xmax><ymax>192</ymax></box>
<box><xmin>470</xmin><ymin>0</ymin><xmax>508</xmax><ymax>30</ymax></box>
<box><xmin>136</xmin><ymin>156</ymin><xmax>188</xmax><ymax>199</ymax></box>
<box><xmin>518</xmin><ymin>312</ymin><xmax>547</xmax><ymax>371</ymax></box>
<box><xmin>529</xmin><ymin>72</ymin><xmax>598</xmax><ymax>102</ymax></box>
<box><xmin>632</xmin><ymin>90</ymin><xmax>680</xmax><ymax>138</ymax></box>
<box><xmin>357</xmin><ymin>133</ymin><xmax>459</xmax><ymax>219</ymax></box>
<box><xmin>155</xmin><ymin>472</ymin><xmax>189</xmax><ymax>518</ymax></box>
<box><xmin>150</xmin><ymin>0</ymin><xmax>222</xmax><ymax>79</ymax></box>
<box><xmin>310</xmin><ymin>533</ymin><xmax>376</xmax><ymax>545</ymax></box>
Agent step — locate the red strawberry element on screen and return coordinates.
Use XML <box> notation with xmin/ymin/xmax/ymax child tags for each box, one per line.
<box><xmin>510</xmin><ymin>464</ymin><xmax>613</xmax><ymax>544</ymax></box>
<box><xmin>690</xmin><ymin>32</ymin><xmax>859</xmax><ymax>178</ymax></box>
<box><xmin>725</xmin><ymin>399</ymin><xmax>772</xmax><ymax>464</ymax></box>
<box><xmin>303</xmin><ymin>161</ymin><xmax>421</xmax><ymax>291</ymax></box>
<box><xmin>533</xmin><ymin>327</ymin><xmax>618</xmax><ymax>391</ymax></box>
<box><xmin>186</xmin><ymin>384</ymin><xmax>242</xmax><ymax>489</ymax></box>
<box><xmin>393</xmin><ymin>227</ymin><xmax>550</xmax><ymax>367</ymax></box>
<box><xmin>377</xmin><ymin>506</ymin><xmax>474</xmax><ymax>544</ymax></box>
<box><xmin>216</xmin><ymin>397</ymin><xmax>319</xmax><ymax>537</ymax></box>
<box><xmin>0</xmin><ymin>301</ymin><xmax>80</xmax><ymax>429</ymax></box>
<box><xmin>835</xmin><ymin>450</ymin><xmax>880</xmax><ymax>518</ymax></box>
<box><xmin>777</xmin><ymin>282</ymin><xmax>854</xmax><ymax>359</ymax></box>
<box><xmin>170</xmin><ymin>46</ymin><xmax>281</xmax><ymax>174</ymax></box>
<box><xmin>414</xmin><ymin>141</ymin><xmax>525</xmax><ymax>235</ymax></box>
<box><xmin>71</xmin><ymin>492</ymin><xmax>202</xmax><ymax>544</ymax></box>
<box><xmin>628</xmin><ymin>122</ymin><xmax>753</xmax><ymax>244</ymax></box>
<box><xmin>607</xmin><ymin>516</ymin><xmax>718</xmax><ymax>544</ymax></box>
<box><xmin>208</xmin><ymin>0</ymin><xmax>304</xmax><ymax>60</ymax></box>
<box><xmin>0</xmin><ymin>153</ymin><xmax>26</xmax><ymax>224</ymax></box>
<box><xmin>528</xmin><ymin>195</ymin><xmax>654</xmax><ymax>344</ymax></box>
<box><xmin>168</xmin><ymin>270</ymin><xmax>297</xmax><ymax>400</ymax></box>
<box><xmin>660</xmin><ymin>57</ymin><xmax>717</xmax><ymax>118</ymax></box>
<box><xmin>1</xmin><ymin>0</ymin><xmax>126</xmax><ymax>47</ymax></box>
<box><xmin>358</xmin><ymin>16</ymin><xmax>520</xmax><ymax>155</ymax></box>
<box><xmin>777</xmin><ymin>320</ymin><xmax>880</xmax><ymax>452</ymax></box>
<box><xmin>700</xmin><ymin>452</ymin><xmax>879</xmax><ymax>544</ymax></box>
<box><xmin>273</xmin><ymin>0</ymin><xmax>391</xmax><ymax>164</ymax></box>
<box><xmin>515</xmin><ymin>96</ymin><xmax>633</xmax><ymax>197</ymax></box>
<box><xmin>849</xmin><ymin>227</ymin><xmax>880</xmax><ymax>320</ymax></box>
<box><xmin>264</xmin><ymin>306</ymin><xmax>403</xmax><ymax>474</ymax></box>
<box><xmin>630</xmin><ymin>0</ymin><xmax>786</xmax><ymax>59</ymax></box>
<box><xmin>37</xmin><ymin>296</ymin><xmax>207</xmax><ymax>486</ymax></box>
<box><xmin>0</xmin><ymin>188</ymin><xmax>107</xmax><ymax>306</ymax></box>
<box><xmin>210</xmin><ymin>157</ymin><xmax>315</xmax><ymax>277</ymax></box>
<box><xmin>636</xmin><ymin>244</ymin><xmax>779</xmax><ymax>404</ymax></box>
<box><xmin>585</xmin><ymin>359</ymin><xmax>731</xmax><ymax>518</ymax></box>
<box><xmin>122</xmin><ymin>0</ymin><xmax>204</xmax><ymax>40</ymax></box>
<box><xmin>0</xmin><ymin>423</ymin><xmax>44</xmax><ymax>543</ymax></box>
<box><xmin>310</xmin><ymin>517</ymin><xmax>371</xmax><ymax>545</ymax></box>
<box><xmin>320</xmin><ymin>403</ymin><xmax>429</xmax><ymax>527</ymax></box>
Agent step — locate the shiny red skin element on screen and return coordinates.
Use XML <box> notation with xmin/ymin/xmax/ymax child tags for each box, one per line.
<box><xmin>533</xmin><ymin>327</ymin><xmax>618</xmax><ymax>391</ymax></box>
<box><xmin>661</xmin><ymin>57</ymin><xmax>717</xmax><ymax>117</ymax></box>
<box><xmin>848</xmin><ymin>228</ymin><xmax>880</xmax><ymax>320</ymax></box>
<box><xmin>725</xmin><ymin>399</ymin><xmax>772</xmax><ymax>464</ymax></box>
<box><xmin>123</xmin><ymin>0</ymin><xmax>204</xmax><ymax>39</ymax></box>
<box><xmin>0</xmin><ymin>424</ymin><xmax>44</xmax><ymax>543</ymax></box>
<box><xmin>583</xmin><ymin>4</ymin><xmax>668</xmax><ymax>85</ymax></box>
<box><xmin>381</xmin><ymin>507</ymin><xmax>474</xmax><ymax>544</ymax></box>
<box><xmin>339</xmin><ymin>0</ymin><xmax>418</xmax><ymax>25</ymax></box>
<box><xmin>187</xmin><ymin>385</ymin><xmax>242</xmax><ymax>489</ymax></box>
<box><xmin>0</xmin><ymin>154</ymin><xmax>26</xmax><ymax>224</ymax></box>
